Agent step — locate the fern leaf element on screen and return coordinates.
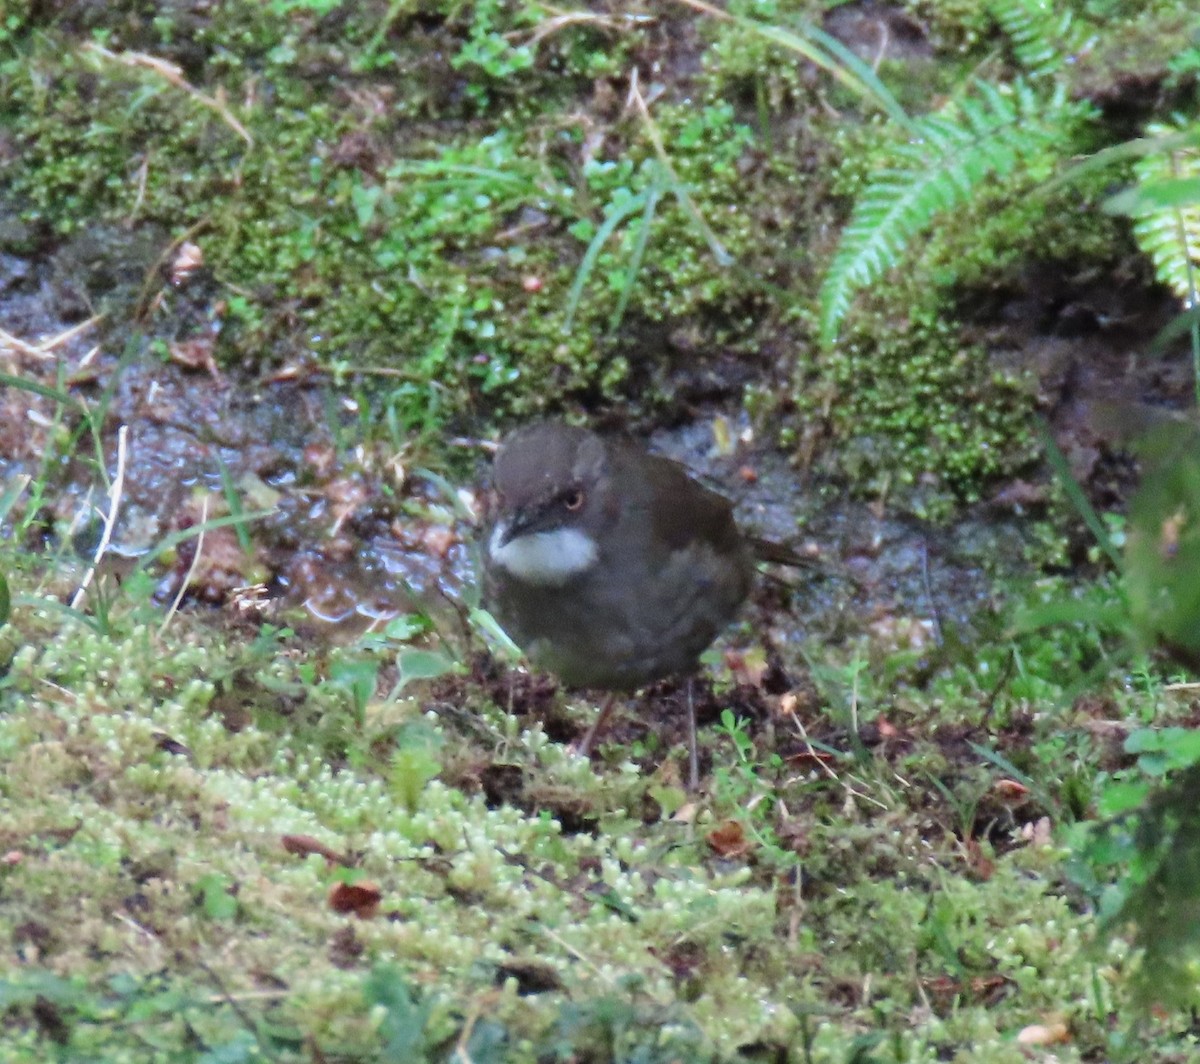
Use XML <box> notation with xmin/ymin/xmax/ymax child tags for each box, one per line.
<box><xmin>987</xmin><ymin>0</ymin><xmax>1085</xmax><ymax>78</ymax></box>
<box><xmin>1123</xmin><ymin>122</ymin><xmax>1200</xmax><ymax>306</ymax></box>
<box><xmin>819</xmin><ymin>81</ymin><xmax>1087</xmax><ymax>346</ymax></box>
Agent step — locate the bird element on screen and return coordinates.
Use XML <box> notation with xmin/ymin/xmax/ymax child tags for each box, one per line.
<box><xmin>482</xmin><ymin>420</ymin><xmax>788</xmax><ymax>788</ymax></box>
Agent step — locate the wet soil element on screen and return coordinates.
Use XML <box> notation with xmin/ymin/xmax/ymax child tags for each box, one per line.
<box><xmin>0</xmin><ymin>220</ymin><xmax>1190</xmax><ymax>756</ymax></box>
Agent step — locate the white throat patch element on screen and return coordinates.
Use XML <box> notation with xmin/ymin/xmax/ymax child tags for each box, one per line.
<box><xmin>488</xmin><ymin>523</ymin><xmax>598</xmax><ymax>586</ymax></box>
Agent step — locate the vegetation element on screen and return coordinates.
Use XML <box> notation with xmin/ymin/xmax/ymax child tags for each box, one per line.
<box><xmin>2</xmin><ymin>0</ymin><xmax>1200</xmax><ymax>1060</ymax></box>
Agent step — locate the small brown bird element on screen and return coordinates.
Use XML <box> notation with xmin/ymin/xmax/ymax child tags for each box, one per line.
<box><xmin>483</xmin><ymin>421</ymin><xmax>785</xmax><ymax>788</ymax></box>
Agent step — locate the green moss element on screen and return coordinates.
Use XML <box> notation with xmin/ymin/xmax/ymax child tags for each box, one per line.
<box><xmin>2</xmin><ymin>0</ymin><xmax>1191</xmax><ymax>517</ymax></box>
<box><xmin>794</xmin><ymin>296</ymin><xmax>1038</xmax><ymax>508</ymax></box>
<box><xmin>0</xmin><ymin>2</ymin><xmax>640</xmax><ymax>424</ymax></box>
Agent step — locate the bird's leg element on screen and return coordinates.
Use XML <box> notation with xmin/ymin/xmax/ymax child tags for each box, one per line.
<box><xmin>576</xmin><ymin>691</ymin><xmax>618</xmax><ymax>758</ymax></box>
<box><xmin>686</xmin><ymin>677</ymin><xmax>699</xmax><ymax>791</ymax></box>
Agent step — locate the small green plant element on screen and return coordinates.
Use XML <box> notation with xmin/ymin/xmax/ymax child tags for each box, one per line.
<box><xmin>194</xmin><ymin>872</ymin><xmax>240</xmax><ymax>921</ymax></box>
<box><xmin>451</xmin><ymin>0</ymin><xmax>536</xmax><ymax>88</ymax></box>
<box><xmin>269</xmin><ymin>0</ymin><xmax>342</xmax><ymax>11</ymax></box>
<box><xmin>0</xmin><ymin>968</ymin><xmax>301</xmax><ymax>1059</ymax></box>
<box><xmin>711</xmin><ymin>708</ymin><xmax>796</xmax><ymax>866</ymax></box>
<box><xmin>365</xmin><ymin>966</ymin><xmax>438</xmax><ymax>1060</ymax></box>
<box><xmin>988</xmin><ymin>0</ymin><xmax>1093</xmax><ymax>78</ymax></box>
<box><xmin>327</xmin><ymin>656</ymin><xmax>380</xmax><ymax>725</ymax></box>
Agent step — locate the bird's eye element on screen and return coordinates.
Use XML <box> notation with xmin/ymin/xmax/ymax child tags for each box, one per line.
<box><xmin>563</xmin><ymin>489</ymin><xmax>585</xmax><ymax>512</ymax></box>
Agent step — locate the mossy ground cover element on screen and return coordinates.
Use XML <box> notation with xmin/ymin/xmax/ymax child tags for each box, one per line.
<box><xmin>0</xmin><ymin>547</ymin><xmax>1196</xmax><ymax>1062</ymax></box>
<box><xmin>3</xmin><ymin>0</ymin><xmax>1200</xmax><ymax>1060</ymax></box>
<box><xmin>1</xmin><ymin>0</ymin><xmax>1105</xmax><ymax>491</ymax></box>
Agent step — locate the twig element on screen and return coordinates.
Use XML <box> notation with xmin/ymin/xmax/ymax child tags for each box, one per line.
<box><xmin>71</xmin><ymin>425</ymin><xmax>128</xmax><ymax>610</ymax></box>
<box><xmin>160</xmin><ymin>494</ymin><xmax>208</xmax><ymax>637</ymax></box>
<box><xmin>113</xmin><ymin>911</ymin><xmax>161</xmax><ymax>944</ymax></box>
<box><xmin>195</xmin><ymin>959</ymin><xmax>267</xmax><ymax>1041</ymax></box>
<box><xmin>0</xmin><ymin>316</ymin><xmax>103</xmax><ymax>362</ymax></box>
<box><xmin>537</xmin><ymin>923</ymin><xmax>614</xmax><ymax>986</ymax></box>
<box><xmin>872</xmin><ymin>20</ymin><xmax>890</xmax><ymax>72</ymax></box>
<box><xmin>453</xmin><ymin>1000</ymin><xmax>481</xmax><ymax>1063</ymax></box>
<box><xmin>513</xmin><ymin>8</ymin><xmax>653</xmax><ymax>49</ymax></box>
<box><xmin>670</xmin><ymin>0</ymin><xmax>732</xmax><ymax>21</ymax></box>
<box><xmin>625</xmin><ymin>69</ymin><xmax>731</xmax><ymax>266</ymax></box>
<box><xmin>134</xmin><ymin>217</ymin><xmax>212</xmax><ymax>321</ymax></box>
<box><xmin>83</xmin><ymin>43</ymin><xmax>253</xmax><ymax>147</ymax></box>
<box><xmin>783</xmin><ymin>704</ymin><xmax>890</xmax><ymax>810</ymax></box>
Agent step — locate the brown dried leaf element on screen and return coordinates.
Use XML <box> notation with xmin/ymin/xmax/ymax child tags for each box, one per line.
<box><xmin>723</xmin><ymin>646</ymin><xmax>768</xmax><ymax>688</ymax></box>
<box><xmin>328</xmin><ymin>880</ymin><xmax>381</xmax><ymax>919</ymax></box>
<box><xmin>153</xmin><ymin>732</ymin><xmax>192</xmax><ymax>758</ymax></box>
<box><xmin>965</xmin><ymin>838</ymin><xmax>995</xmax><ymax>881</ymax></box>
<box><xmin>707</xmin><ymin>820</ymin><xmax>750</xmax><ymax>858</ymax></box>
<box><xmin>422</xmin><ymin>525</ymin><xmax>457</xmax><ymax>559</ymax></box>
<box><xmin>1020</xmin><ymin>816</ymin><xmax>1053</xmax><ymax>848</ymax></box>
<box><xmin>168</xmin><ymin>337</ymin><xmax>221</xmax><ymax>381</ymax></box>
<box><xmin>786</xmin><ymin>749</ymin><xmax>836</xmax><ymax>769</ymax></box>
<box><xmin>992</xmin><ymin>778</ymin><xmax>1030</xmax><ymax>802</ymax></box>
<box><xmin>170</xmin><ymin>241</ymin><xmax>204</xmax><ymax>286</ymax></box>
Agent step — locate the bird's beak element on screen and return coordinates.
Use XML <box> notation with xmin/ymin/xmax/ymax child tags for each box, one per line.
<box><xmin>495</xmin><ymin>516</ymin><xmax>517</xmax><ymax>549</ymax></box>
<box><xmin>495</xmin><ymin>510</ymin><xmax>532</xmax><ymax>548</ymax></box>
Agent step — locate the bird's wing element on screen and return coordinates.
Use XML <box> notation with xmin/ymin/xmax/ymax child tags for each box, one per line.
<box><xmin>630</xmin><ymin>451</ymin><xmax>744</xmax><ymax>556</ymax></box>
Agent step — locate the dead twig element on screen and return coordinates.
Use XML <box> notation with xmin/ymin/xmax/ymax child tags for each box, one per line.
<box><xmin>83</xmin><ymin>43</ymin><xmax>253</xmax><ymax>147</ymax></box>
<box><xmin>0</xmin><ymin>316</ymin><xmax>103</xmax><ymax>363</ymax></box>
<box><xmin>71</xmin><ymin>425</ymin><xmax>128</xmax><ymax>610</ymax></box>
<box><xmin>160</xmin><ymin>494</ymin><xmax>208</xmax><ymax>637</ymax></box>
<box><xmin>625</xmin><ymin>69</ymin><xmax>731</xmax><ymax>266</ymax></box>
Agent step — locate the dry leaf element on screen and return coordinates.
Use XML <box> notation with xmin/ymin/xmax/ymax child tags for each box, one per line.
<box><xmin>1016</xmin><ymin>1020</ymin><xmax>1070</xmax><ymax>1046</ymax></box>
<box><xmin>992</xmin><ymin>779</ymin><xmax>1030</xmax><ymax>801</ymax></box>
<box><xmin>786</xmin><ymin>749</ymin><xmax>836</xmax><ymax>769</ymax></box>
<box><xmin>1020</xmin><ymin>816</ymin><xmax>1053</xmax><ymax>847</ymax></box>
<box><xmin>170</xmin><ymin>241</ymin><xmax>204</xmax><ymax>285</ymax></box>
<box><xmin>724</xmin><ymin>646</ymin><xmax>768</xmax><ymax>688</ymax></box>
<box><xmin>991</xmin><ymin>479</ymin><xmax>1046</xmax><ymax>508</ymax></box>
<box><xmin>329</xmin><ymin>880</ymin><xmax>382</xmax><ymax>919</ymax></box>
<box><xmin>965</xmin><ymin>838</ymin><xmax>995</xmax><ymax>881</ymax></box>
<box><xmin>168</xmin><ymin>336</ymin><xmax>221</xmax><ymax>381</ymax></box>
<box><xmin>422</xmin><ymin>525</ymin><xmax>457</xmax><ymax>558</ymax></box>
<box><xmin>707</xmin><ymin>820</ymin><xmax>750</xmax><ymax>858</ymax></box>
<box><xmin>1160</xmin><ymin>509</ymin><xmax>1186</xmax><ymax>560</ymax></box>
<box><xmin>671</xmin><ymin>802</ymin><xmax>699</xmax><ymax>824</ymax></box>
<box><xmin>967</xmin><ymin>974</ymin><xmax>1012</xmax><ymax>1003</ymax></box>
<box><xmin>153</xmin><ymin>732</ymin><xmax>192</xmax><ymax>758</ymax></box>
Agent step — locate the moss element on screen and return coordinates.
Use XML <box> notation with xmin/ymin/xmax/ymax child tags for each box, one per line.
<box><xmin>793</xmin><ymin>295</ymin><xmax>1038</xmax><ymax>508</ymax></box>
<box><xmin>2</xmin><ymin>0</ymin><xmax>1193</xmax><ymax>515</ymax></box>
<box><xmin>0</xmin><ymin>2</ymin><xmax>635</xmax><ymax>424</ymax></box>
<box><xmin>902</xmin><ymin>0</ymin><xmax>999</xmax><ymax>56</ymax></box>
<box><xmin>0</xmin><ymin>520</ymin><xmax>1194</xmax><ymax>1060</ymax></box>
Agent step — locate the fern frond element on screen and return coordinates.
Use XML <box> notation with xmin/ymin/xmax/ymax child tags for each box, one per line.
<box><xmin>1125</xmin><ymin>121</ymin><xmax>1200</xmax><ymax>307</ymax></box>
<box><xmin>986</xmin><ymin>0</ymin><xmax>1088</xmax><ymax>79</ymax></box>
<box><xmin>819</xmin><ymin>81</ymin><xmax>1090</xmax><ymax>347</ymax></box>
